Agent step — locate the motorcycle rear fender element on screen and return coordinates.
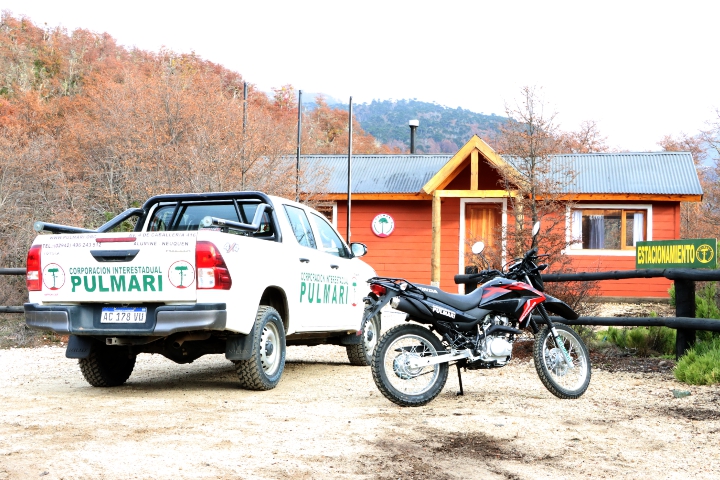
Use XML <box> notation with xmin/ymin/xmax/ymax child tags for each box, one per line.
<box><xmin>361</xmin><ymin>290</ymin><xmax>398</xmax><ymax>330</ymax></box>
<box><xmin>543</xmin><ymin>294</ymin><xmax>580</xmax><ymax>320</ymax></box>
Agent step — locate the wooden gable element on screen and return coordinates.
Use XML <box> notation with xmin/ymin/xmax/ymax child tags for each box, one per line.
<box><xmin>422</xmin><ymin>135</ymin><xmax>515</xmax><ymax>198</ymax></box>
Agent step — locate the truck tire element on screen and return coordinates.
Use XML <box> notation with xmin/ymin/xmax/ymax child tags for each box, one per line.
<box><xmin>346</xmin><ymin>313</ymin><xmax>381</xmax><ymax>366</ymax></box>
<box><xmin>78</xmin><ymin>346</ymin><xmax>136</xmax><ymax>387</ymax></box>
<box><xmin>235</xmin><ymin>306</ymin><xmax>286</xmax><ymax>390</ymax></box>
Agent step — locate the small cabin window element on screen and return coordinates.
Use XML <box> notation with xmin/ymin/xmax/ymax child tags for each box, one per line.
<box><xmin>570</xmin><ymin>208</ymin><xmax>647</xmax><ymax>250</ymax></box>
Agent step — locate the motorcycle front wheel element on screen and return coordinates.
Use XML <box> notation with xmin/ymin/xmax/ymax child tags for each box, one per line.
<box><xmin>371</xmin><ymin>324</ymin><xmax>449</xmax><ymax>407</ymax></box>
<box><xmin>533</xmin><ymin>323</ymin><xmax>591</xmax><ymax>399</ymax></box>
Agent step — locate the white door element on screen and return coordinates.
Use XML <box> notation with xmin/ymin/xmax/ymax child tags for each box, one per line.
<box><xmin>307</xmin><ymin>211</ymin><xmax>362</xmax><ymax>330</ymax></box>
<box><xmin>282</xmin><ymin>204</ymin><xmax>355</xmax><ymax>331</ymax></box>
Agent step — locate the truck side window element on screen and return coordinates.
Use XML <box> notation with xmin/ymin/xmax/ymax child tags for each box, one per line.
<box><xmin>310</xmin><ymin>213</ymin><xmax>349</xmax><ymax>258</ymax></box>
<box><xmin>283</xmin><ymin>205</ymin><xmax>317</xmax><ymax>249</ymax></box>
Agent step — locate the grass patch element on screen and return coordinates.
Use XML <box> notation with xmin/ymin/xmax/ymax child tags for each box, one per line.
<box><xmin>674</xmin><ymin>337</ymin><xmax>720</xmax><ymax>385</ymax></box>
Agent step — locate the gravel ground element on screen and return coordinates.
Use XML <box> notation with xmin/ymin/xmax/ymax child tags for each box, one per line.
<box><xmin>1</xmin><ymin>339</ymin><xmax>719</xmax><ymax>480</ymax></box>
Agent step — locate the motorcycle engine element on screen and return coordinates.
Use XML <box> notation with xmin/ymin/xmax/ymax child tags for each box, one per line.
<box><xmin>476</xmin><ymin>314</ymin><xmax>513</xmax><ymax>365</ymax></box>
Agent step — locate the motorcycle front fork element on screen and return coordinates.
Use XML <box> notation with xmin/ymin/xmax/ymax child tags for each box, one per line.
<box><xmin>536</xmin><ymin>304</ymin><xmax>574</xmax><ymax>368</ymax></box>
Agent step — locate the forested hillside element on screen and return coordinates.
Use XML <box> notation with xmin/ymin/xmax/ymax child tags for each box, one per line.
<box><xmin>336</xmin><ymin>99</ymin><xmax>508</xmax><ymax>153</ymax></box>
<box><xmin>0</xmin><ymin>13</ymin><xmax>389</xmax><ymax>304</ymax></box>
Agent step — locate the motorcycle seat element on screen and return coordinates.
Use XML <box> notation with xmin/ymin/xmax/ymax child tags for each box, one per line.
<box><xmin>414</xmin><ymin>283</ymin><xmax>484</xmax><ymax>312</ymax></box>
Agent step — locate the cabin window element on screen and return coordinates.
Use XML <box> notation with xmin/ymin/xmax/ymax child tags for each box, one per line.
<box><xmin>570</xmin><ymin>208</ymin><xmax>648</xmax><ymax>250</ymax></box>
<box><xmin>314</xmin><ymin>203</ymin><xmax>337</xmax><ymax>226</ymax></box>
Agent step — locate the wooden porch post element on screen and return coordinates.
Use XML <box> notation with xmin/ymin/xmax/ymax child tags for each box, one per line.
<box><xmin>431</xmin><ymin>192</ymin><xmax>441</xmax><ymax>286</ymax></box>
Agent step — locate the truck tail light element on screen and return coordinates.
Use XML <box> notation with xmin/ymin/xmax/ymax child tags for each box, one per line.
<box><xmin>195</xmin><ymin>241</ymin><xmax>232</xmax><ymax>290</ymax></box>
<box><xmin>26</xmin><ymin>244</ymin><xmax>42</xmax><ymax>291</ymax></box>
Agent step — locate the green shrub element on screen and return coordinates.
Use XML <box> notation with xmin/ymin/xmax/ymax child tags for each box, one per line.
<box><xmin>674</xmin><ymin>337</ymin><xmax>720</xmax><ymax>385</ymax></box>
<box><xmin>605</xmin><ymin>326</ymin><xmax>627</xmax><ymax>349</ymax></box>
<box><xmin>604</xmin><ymin>325</ymin><xmax>675</xmax><ymax>356</ymax></box>
<box><xmin>669</xmin><ymin>282</ymin><xmax>720</xmax><ymax>318</ymax></box>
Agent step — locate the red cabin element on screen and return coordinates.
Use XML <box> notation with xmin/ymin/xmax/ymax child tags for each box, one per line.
<box><xmin>306</xmin><ymin>136</ymin><xmax>702</xmax><ymax>300</ymax></box>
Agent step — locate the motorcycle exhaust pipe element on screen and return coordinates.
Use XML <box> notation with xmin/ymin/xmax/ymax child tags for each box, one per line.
<box><xmin>392</xmin><ymin>297</ymin><xmax>434</xmax><ymax>322</ymax></box>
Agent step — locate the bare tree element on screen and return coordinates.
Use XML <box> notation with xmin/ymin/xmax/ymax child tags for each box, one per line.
<box><xmin>494</xmin><ymin>86</ymin><xmax>573</xmax><ymax>252</ymax></box>
<box><xmin>660</xmin><ymin>131</ymin><xmax>719</xmax><ymax>239</ymax></box>
<box><xmin>559</xmin><ymin>120</ymin><xmax>609</xmax><ymax>153</ymax></box>
<box><xmin>492</xmin><ymin>86</ymin><xmax>597</xmax><ymax>313</ymax></box>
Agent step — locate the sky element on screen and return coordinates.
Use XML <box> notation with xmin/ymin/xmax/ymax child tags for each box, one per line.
<box><xmin>2</xmin><ymin>0</ymin><xmax>719</xmax><ymax>152</ymax></box>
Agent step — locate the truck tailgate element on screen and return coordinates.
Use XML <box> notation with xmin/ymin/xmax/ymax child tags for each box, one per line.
<box><xmin>36</xmin><ymin>232</ymin><xmax>197</xmax><ymax>303</ymax></box>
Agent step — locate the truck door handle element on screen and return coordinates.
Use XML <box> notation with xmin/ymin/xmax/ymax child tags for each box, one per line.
<box><xmin>299</xmin><ymin>258</ymin><xmax>310</xmax><ymax>263</ymax></box>
<box><xmin>330</xmin><ymin>264</ymin><xmax>339</xmax><ymax>269</ymax></box>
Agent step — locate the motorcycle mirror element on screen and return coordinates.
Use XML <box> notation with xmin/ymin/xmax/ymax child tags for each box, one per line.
<box><xmin>532</xmin><ymin>221</ymin><xmax>541</xmax><ymax>237</ymax></box>
<box><xmin>471</xmin><ymin>242</ymin><xmax>485</xmax><ymax>254</ymax></box>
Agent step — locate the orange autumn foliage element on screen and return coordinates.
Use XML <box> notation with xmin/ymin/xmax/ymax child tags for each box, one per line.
<box><xmin>0</xmin><ymin>13</ymin><xmax>392</xmax><ymax>306</ymax></box>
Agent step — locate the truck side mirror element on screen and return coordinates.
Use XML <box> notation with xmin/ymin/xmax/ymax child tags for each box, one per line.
<box><xmin>350</xmin><ymin>242</ymin><xmax>368</xmax><ymax>257</ymax></box>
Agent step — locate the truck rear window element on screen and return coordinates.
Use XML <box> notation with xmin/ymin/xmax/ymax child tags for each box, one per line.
<box><xmin>147</xmin><ymin>202</ymin><xmax>274</xmax><ymax>238</ymax></box>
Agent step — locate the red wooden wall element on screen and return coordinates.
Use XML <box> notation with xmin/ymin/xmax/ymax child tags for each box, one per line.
<box><xmin>336</xmin><ymin>200</ymin><xmax>681</xmax><ymax>299</ymax></box>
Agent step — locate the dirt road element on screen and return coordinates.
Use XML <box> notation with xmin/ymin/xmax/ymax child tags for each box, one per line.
<box><xmin>1</xmin><ymin>344</ymin><xmax>719</xmax><ymax>479</ymax></box>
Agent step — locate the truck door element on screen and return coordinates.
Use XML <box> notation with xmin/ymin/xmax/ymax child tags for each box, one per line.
<box><xmin>282</xmin><ymin>205</ymin><xmax>354</xmax><ymax>331</ymax></box>
<box><xmin>306</xmin><ymin>211</ymin><xmax>361</xmax><ymax>330</ymax></box>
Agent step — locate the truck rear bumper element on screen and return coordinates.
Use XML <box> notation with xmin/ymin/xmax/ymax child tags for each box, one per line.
<box><xmin>24</xmin><ymin>303</ymin><xmax>227</xmax><ymax>336</ymax></box>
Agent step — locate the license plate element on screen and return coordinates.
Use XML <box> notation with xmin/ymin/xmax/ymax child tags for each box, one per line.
<box><xmin>100</xmin><ymin>307</ymin><xmax>147</xmax><ymax>323</ymax></box>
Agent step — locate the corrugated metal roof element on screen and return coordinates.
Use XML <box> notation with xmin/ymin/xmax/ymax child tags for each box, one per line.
<box><xmin>551</xmin><ymin>152</ymin><xmax>702</xmax><ymax>195</ymax></box>
<box><xmin>302</xmin><ymin>151</ymin><xmax>702</xmax><ymax>195</ymax></box>
<box><xmin>302</xmin><ymin>155</ymin><xmax>452</xmax><ymax>194</ymax></box>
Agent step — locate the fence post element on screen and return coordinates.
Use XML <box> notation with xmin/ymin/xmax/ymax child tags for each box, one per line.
<box><xmin>674</xmin><ymin>278</ymin><xmax>696</xmax><ymax>359</ymax></box>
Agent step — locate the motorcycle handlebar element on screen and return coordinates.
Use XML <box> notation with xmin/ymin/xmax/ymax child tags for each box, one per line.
<box><xmin>453</xmin><ymin>269</ymin><xmax>501</xmax><ymax>284</ymax></box>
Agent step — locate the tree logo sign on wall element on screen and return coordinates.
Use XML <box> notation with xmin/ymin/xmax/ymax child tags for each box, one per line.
<box><xmin>371</xmin><ymin>213</ymin><xmax>395</xmax><ymax>238</ymax></box>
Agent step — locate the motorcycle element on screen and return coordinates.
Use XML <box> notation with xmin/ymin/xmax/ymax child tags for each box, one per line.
<box><xmin>361</xmin><ymin>222</ymin><xmax>591</xmax><ymax>407</ymax></box>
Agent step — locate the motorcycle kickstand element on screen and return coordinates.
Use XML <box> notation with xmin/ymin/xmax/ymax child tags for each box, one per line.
<box><xmin>455</xmin><ymin>363</ymin><xmax>464</xmax><ymax>396</ymax></box>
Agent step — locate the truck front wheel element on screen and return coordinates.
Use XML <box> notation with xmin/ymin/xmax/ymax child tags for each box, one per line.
<box><xmin>78</xmin><ymin>345</ymin><xmax>136</xmax><ymax>387</ymax></box>
<box><xmin>235</xmin><ymin>306</ymin><xmax>286</xmax><ymax>390</ymax></box>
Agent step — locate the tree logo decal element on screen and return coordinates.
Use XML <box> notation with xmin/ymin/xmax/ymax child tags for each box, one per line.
<box><xmin>168</xmin><ymin>260</ymin><xmax>195</xmax><ymax>289</ymax></box>
<box><xmin>42</xmin><ymin>263</ymin><xmax>65</xmax><ymax>290</ymax></box>
<box><xmin>371</xmin><ymin>213</ymin><xmax>395</xmax><ymax>238</ymax></box>
<box><xmin>696</xmin><ymin>244</ymin><xmax>715</xmax><ymax>264</ymax></box>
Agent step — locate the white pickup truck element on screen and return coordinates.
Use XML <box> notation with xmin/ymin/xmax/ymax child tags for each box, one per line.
<box><xmin>24</xmin><ymin>191</ymin><xmax>379</xmax><ymax>390</ymax></box>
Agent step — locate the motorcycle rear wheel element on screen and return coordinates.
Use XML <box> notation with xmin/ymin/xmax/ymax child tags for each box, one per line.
<box><xmin>533</xmin><ymin>324</ymin><xmax>591</xmax><ymax>399</ymax></box>
<box><xmin>371</xmin><ymin>324</ymin><xmax>449</xmax><ymax>407</ymax></box>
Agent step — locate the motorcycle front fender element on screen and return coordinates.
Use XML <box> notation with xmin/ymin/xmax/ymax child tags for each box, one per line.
<box><xmin>543</xmin><ymin>294</ymin><xmax>580</xmax><ymax>320</ymax></box>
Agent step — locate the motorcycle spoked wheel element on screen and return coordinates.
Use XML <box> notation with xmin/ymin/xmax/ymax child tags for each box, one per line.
<box><xmin>533</xmin><ymin>323</ymin><xmax>591</xmax><ymax>399</ymax></box>
<box><xmin>371</xmin><ymin>324</ymin><xmax>449</xmax><ymax>407</ymax></box>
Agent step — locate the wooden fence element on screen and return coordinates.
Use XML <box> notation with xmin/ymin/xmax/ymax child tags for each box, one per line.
<box><xmin>5</xmin><ymin>267</ymin><xmax>720</xmax><ymax>357</ymax></box>
<box><xmin>0</xmin><ymin>268</ymin><xmax>26</xmax><ymax>313</ymax></box>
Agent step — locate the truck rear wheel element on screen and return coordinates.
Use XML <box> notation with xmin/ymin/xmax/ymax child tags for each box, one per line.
<box><xmin>346</xmin><ymin>313</ymin><xmax>380</xmax><ymax>366</ymax></box>
<box><xmin>78</xmin><ymin>346</ymin><xmax>136</xmax><ymax>387</ymax></box>
<box><xmin>235</xmin><ymin>306</ymin><xmax>286</xmax><ymax>390</ymax></box>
